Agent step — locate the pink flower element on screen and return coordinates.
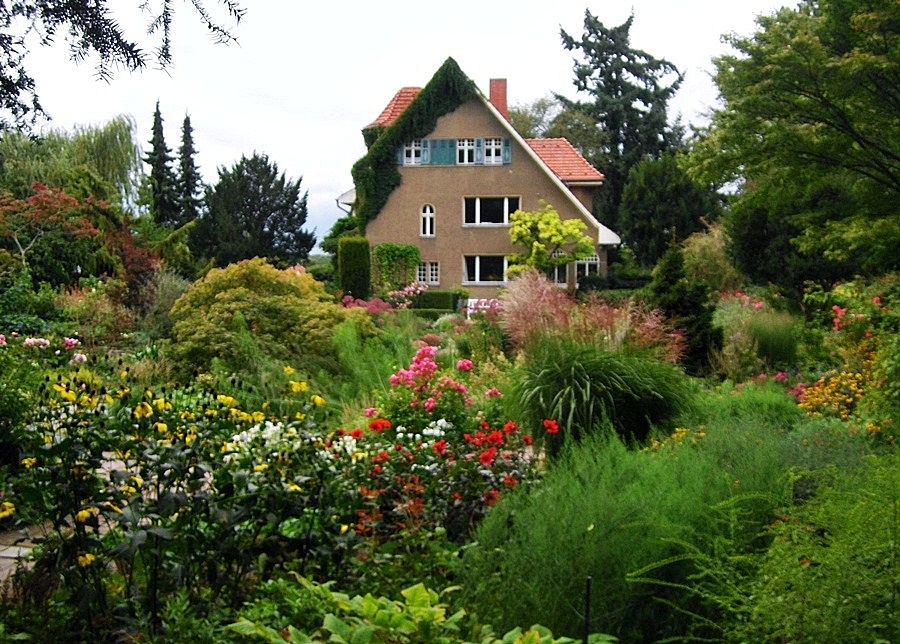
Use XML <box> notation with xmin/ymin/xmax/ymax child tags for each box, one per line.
<box><xmin>753</xmin><ymin>301</ymin><xmax>764</xmax><ymax>310</ymax></box>
<box><xmin>424</xmin><ymin>397</ymin><xmax>436</xmax><ymax>412</ymax></box>
<box><xmin>873</xmin><ymin>296</ymin><xmax>881</xmax><ymax>305</ymax></box>
<box><xmin>364</xmin><ymin>407</ymin><xmax>378</xmax><ymax>418</ymax></box>
<box><xmin>485</xmin><ymin>387</ymin><xmax>502</xmax><ymax>398</ymax></box>
<box><xmin>69</xmin><ymin>353</ymin><xmax>87</xmax><ymax>366</ymax></box>
<box><xmin>456</xmin><ymin>358</ymin><xmax>473</xmax><ymax>371</ymax></box>
<box><xmin>774</xmin><ymin>371</ymin><xmax>788</xmax><ymax>382</ymax></box>
<box><xmin>62</xmin><ymin>337</ymin><xmax>80</xmax><ymax>350</ymax></box>
<box><xmin>0</xmin><ymin>334</ymin><xmax>5</xmax><ymax>346</ymax></box>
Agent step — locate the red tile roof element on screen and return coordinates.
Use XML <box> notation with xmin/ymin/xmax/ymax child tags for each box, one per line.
<box><xmin>366</xmin><ymin>87</ymin><xmax>421</xmax><ymax>128</ymax></box>
<box><xmin>525</xmin><ymin>138</ymin><xmax>604</xmax><ymax>183</ymax></box>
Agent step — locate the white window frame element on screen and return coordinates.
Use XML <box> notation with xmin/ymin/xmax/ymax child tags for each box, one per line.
<box><xmin>404</xmin><ymin>140</ymin><xmax>422</xmax><ymax>165</ymax></box>
<box><xmin>420</xmin><ymin>204</ymin><xmax>435</xmax><ymax>237</ymax></box>
<box><xmin>463</xmin><ymin>255</ymin><xmax>508</xmax><ymax>284</ymax></box>
<box><xmin>548</xmin><ymin>250</ymin><xmax>568</xmax><ymax>287</ymax></box>
<box><xmin>417</xmin><ymin>261</ymin><xmax>440</xmax><ymax>285</ymax></box>
<box><xmin>457</xmin><ymin>138</ymin><xmax>476</xmax><ymax>165</ymax></box>
<box><xmin>463</xmin><ymin>196</ymin><xmax>520</xmax><ymax>226</ymax></box>
<box><xmin>576</xmin><ymin>255</ymin><xmax>601</xmax><ymax>282</ymax></box>
<box><xmin>484</xmin><ymin>137</ymin><xmax>503</xmax><ymax>165</ymax></box>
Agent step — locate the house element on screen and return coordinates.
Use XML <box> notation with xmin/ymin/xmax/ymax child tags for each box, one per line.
<box><xmin>349</xmin><ymin>57</ymin><xmax>620</xmax><ymax>298</ymax></box>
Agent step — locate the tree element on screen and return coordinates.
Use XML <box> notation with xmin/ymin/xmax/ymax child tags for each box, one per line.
<box><xmin>689</xmin><ymin>0</ymin><xmax>900</xmax><ymax>284</ymax></box>
<box><xmin>0</xmin><ymin>182</ymin><xmax>101</xmax><ymax>285</ymax></box>
<box><xmin>191</xmin><ymin>153</ymin><xmax>315</xmax><ymax>268</ymax></box>
<box><xmin>0</xmin><ymin>1</ymin><xmax>244</xmax><ymax>131</ymax></box>
<box><xmin>506</xmin><ymin>201</ymin><xmax>595</xmax><ymax>278</ymax></box>
<box><xmin>177</xmin><ymin>114</ymin><xmax>204</xmax><ymax>225</ymax></box>
<box><xmin>508</xmin><ymin>96</ymin><xmax>561</xmax><ymax>138</ymax></box>
<box><xmin>618</xmin><ymin>153</ymin><xmax>721</xmax><ymax>267</ymax></box>
<box><xmin>559</xmin><ymin>11</ymin><xmax>684</xmax><ymax>230</ymax></box>
<box><xmin>144</xmin><ymin>101</ymin><xmax>180</xmax><ymax>227</ymax></box>
<box><xmin>0</xmin><ymin>115</ymin><xmax>143</xmax><ymax>207</ymax></box>
<box><xmin>645</xmin><ymin>246</ymin><xmax>721</xmax><ymax>376</ymax></box>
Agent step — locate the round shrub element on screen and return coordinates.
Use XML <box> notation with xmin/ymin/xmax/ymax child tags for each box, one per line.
<box><xmin>169</xmin><ymin>258</ymin><xmax>369</xmax><ymax>375</ymax></box>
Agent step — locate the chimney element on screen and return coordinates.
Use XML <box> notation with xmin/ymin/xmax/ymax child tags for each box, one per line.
<box><xmin>489</xmin><ymin>78</ymin><xmax>508</xmax><ymax>119</ymax></box>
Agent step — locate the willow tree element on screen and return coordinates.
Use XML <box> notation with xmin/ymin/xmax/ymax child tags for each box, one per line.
<box><xmin>0</xmin><ymin>115</ymin><xmax>143</xmax><ymax>207</ymax></box>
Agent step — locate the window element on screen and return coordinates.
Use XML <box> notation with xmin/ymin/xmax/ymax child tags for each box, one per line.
<box><xmin>403</xmin><ymin>140</ymin><xmax>422</xmax><ymax>165</ymax></box>
<box><xmin>420</xmin><ymin>204</ymin><xmax>435</xmax><ymax>237</ymax></box>
<box><xmin>576</xmin><ymin>255</ymin><xmax>601</xmax><ymax>282</ymax></box>
<box><xmin>417</xmin><ymin>261</ymin><xmax>440</xmax><ymax>285</ymax></box>
<box><xmin>463</xmin><ymin>196</ymin><xmax>520</xmax><ymax>225</ymax></box>
<box><xmin>464</xmin><ymin>255</ymin><xmax>507</xmax><ymax>283</ymax></box>
<box><xmin>547</xmin><ymin>250</ymin><xmax>568</xmax><ymax>286</ymax></box>
<box><xmin>484</xmin><ymin>137</ymin><xmax>503</xmax><ymax>165</ymax></box>
<box><xmin>457</xmin><ymin>138</ymin><xmax>475</xmax><ymax>165</ymax></box>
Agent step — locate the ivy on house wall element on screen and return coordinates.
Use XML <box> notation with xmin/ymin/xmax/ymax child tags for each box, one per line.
<box><xmin>371</xmin><ymin>242</ymin><xmax>421</xmax><ymax>294</ymax></box>
<box><xmin>351</xmin><ymin>57</ymin><xmax>479</xmax><ymax>227</ymax></box>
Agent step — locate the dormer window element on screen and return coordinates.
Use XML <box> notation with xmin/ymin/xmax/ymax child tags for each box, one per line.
<box><xmin>404</xmin><ymin>140</ymin><xmax>423</xmax><ymax>165</ymax></box>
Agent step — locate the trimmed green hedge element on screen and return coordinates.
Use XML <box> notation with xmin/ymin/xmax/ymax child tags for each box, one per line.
<box><xmin>336</xmin><ymin>236</ymin><xmax>371</xmax><ymax>299</ymax></box>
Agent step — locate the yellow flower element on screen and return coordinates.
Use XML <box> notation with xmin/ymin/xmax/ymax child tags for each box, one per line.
<box><xmin>311</xmin><ymin>394</ymin><xmax>325</xmax><ymax>407</ymax></box>
<box><xmin>340</xmin><ymin>524</ymin><xmax>350</xmax><ymax>535</ymax></box>
<box><xmin>185</xmin><ymin>431</ymin><xmax>197</xmax><ymax>445</ymax></box>
<box><xmin>290</xmin><ymin>380</ymin><xmax>309</xmax><ymax>394</ymax></box>
<box><xmin>21</xmin><ymin>457</ymin><xmax>37</xmax><ymax>469</ymax></box>
<box><xmin>153</xmin><ymin>421</ymin><xmax>168</xmax><ymax>434</ymax></box>
<box><xmin>295</xmin><ymin>412</ymin><xmax>306</xmax><ymax>421</ymax></box>
<box><xmin>153</xmin><ymin>397</ymin><xmax>171</xmax><ymax>411</ymax></box>
<box><xmin>0</xmin><ymin>501</ymin><xmax>15</xmax><ymax>520</ymax></box>
<box><xmin>75</xmin><ymin>507</ymin><xmax>98</xmax><ymax>523</ymax></box>
<box><xmin>133</xmin><ymin>401</ymin><xmax>153</xmax><ymax>419</ymax></box>
<box><xmin>283</xmin><ymin>366</ymin><xmax>295</xmax><ymax>376</ymax></box>
<box><xmin>251</xmin><ymin>411</ymin><xmax>265</xmax><ymax>423</ymax></box>
<box><xmin>77</xmin><ymin>553</ymin><xmax>97</xmax><ymax>567</ymax></box>
<box><xmin>253</xmin><ymin>463</ymin><xmax>269</xmax><ymax>473</ymax></box>
<box><xmin>217</xmin><ymin>394</ymin><xmax>238</xmax><ymax>408</ymax></box>
<box><xmin>286</xmin><ymin>483</ymin><xmax>302</xmax><ymax>492</ymax></box>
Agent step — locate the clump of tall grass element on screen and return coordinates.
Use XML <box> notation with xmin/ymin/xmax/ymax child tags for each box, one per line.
<box><xmin>499</xmin><ymin>270</ymin><xmax>684</xmax><ymax>361</ymax></box>
<box><xmin>458</xmin><ymin>426</ymin><xmax>789</xmax><ymax>641</ymax></box>
<box><xmin>513</xmin><ymin>335</ymin><xmax>695</xmax><ymax>451</ymax></box>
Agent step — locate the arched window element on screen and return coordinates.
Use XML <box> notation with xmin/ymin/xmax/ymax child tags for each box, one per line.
<box><xmin>420</xmin><ymin>204</ymin><xmax>435</xmax><ymax>237</ymax></box>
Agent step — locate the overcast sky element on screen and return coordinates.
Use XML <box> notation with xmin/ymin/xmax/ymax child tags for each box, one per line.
<box><xmin>27</xmin><ymin>1</ymin><xmax>787</xmax><ymax>247</ymax></box>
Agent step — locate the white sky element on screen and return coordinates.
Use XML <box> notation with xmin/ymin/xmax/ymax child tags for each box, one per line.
<box><xmin>27</xmin><ymin>1</ymin><xmax>787</xmax><ymax>246</ymax></box>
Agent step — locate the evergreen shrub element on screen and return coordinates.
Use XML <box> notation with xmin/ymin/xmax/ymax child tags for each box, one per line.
<box><xmin>336</xmin><ymin>236</ymin><xmax>370</xmax><ymax>299</ymax></box>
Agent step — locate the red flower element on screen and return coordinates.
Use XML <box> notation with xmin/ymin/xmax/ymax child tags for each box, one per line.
<box><xmin>372</xmin><ymin>450</ymin><xmax>391</xmax><ymax>463</ymax></box>
<box><xmin>433</xmin><ymin>439</ymin><xmax>448</xmax><ymax>456</ymax></box>
<box><xmin>543</xmin><ymin>419</ymin><xmax>560</xmax><ymax>434</ymax></box>
<box><xmin>503</xmin><ymin>474</ymin><xmax>518</xmax><ymax>487</ymax></box>
<box><xmin>523</xmin><ymin>434</ymin><xmax>534</xmax><ymax>445</ymax></box>
<box><xmin>503</xmin><ymin>420</ymin><xmax>518</xmax><ymax>434</ymax></box>
<box><xmin>479</xmin><ymin>447</ymin><xmax>497</xmax><ymax>466</ymax></box>
<box><xmin>372</xmin><ymin>465</ymin><xmax>382</xmax><ymax>474</ymax></box>
<box><xmin>483</xmin><ymin>489</ymin><xmax>500</xmax><ymax>506</ymax></box>
<box><xmin>487</xmin><ymin>430</ymin><xmax>504</xmax><ymax>446</ymax></box>
<box><xmin>368</xmin><ymin>418</ymin><xmax>392</xmax><ymax>433</ymax></box>
<box><xmin>350</xmin><ymin>428</ymin><xmax>364</xmax><ymax>439</ymax></box>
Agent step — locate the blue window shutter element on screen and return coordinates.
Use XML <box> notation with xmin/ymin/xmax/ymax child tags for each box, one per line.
<box><xmin>475</xmin><ymin>138</ymin><xmax>484</xmax><ymax>164</ymax></box>
<box><xmin>396</xmin><ymin>146</ymin><xmax>404</xmax><ymax>165</ymax></box>
<box><xmin>434</xmin><ymin>139</ymin><xmax>452</xmax><ymax>165</ymax></box>
<box><xmin>502</xmin><ymin>138</ymin><xmax>511</xmax><ymax>164</ymax></box>
<box><xmin>421</xmin><ymin>139</ymin><xmax>430</xmax><ymax>164</ymax></box>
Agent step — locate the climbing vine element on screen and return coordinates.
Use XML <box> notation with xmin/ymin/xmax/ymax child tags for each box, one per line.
<box><xmin>351</xmin><ymin>57</ymin><xmax>479</xmax><ymax>226</ymax></box>
<box><xmin>371</xmin><ymin>243</ymin><xmax>420</xmax><ymax>294</ymax></box>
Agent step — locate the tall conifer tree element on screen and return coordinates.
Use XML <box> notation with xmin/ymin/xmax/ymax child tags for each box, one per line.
<box><xmin>144</xmin><ymin>101</ymin><xmax>180</xmax><ymax>227</ymax></box>
<box><xmin>559</xmin><ymin>12</ymin><xmax>683</xmax><ymax>231</ymax></box>
<box><xmin>177</xmin><ymin>114</ymin><xmax>204</xmax><ymax>226</ymax></box>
